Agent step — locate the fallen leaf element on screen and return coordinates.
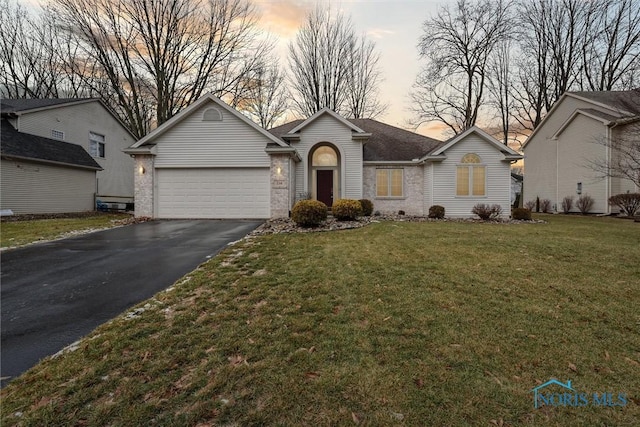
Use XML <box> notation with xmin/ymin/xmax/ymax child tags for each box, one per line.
<box><xmin>142</xmin><ymin>351</ymin><xmax>150</xmax><ymax>362</ymax></box>
<box><xmin>351</xmin><ymin>412</ymin><xmax>360</xmax><ymax>425</ymax></box>
<box><xmin>624</xmin><ymin>357</ymin><xmax>640</xmax><ymax>367</ymax></box>
<box><xmin>414</xmin><ymin>378</ymin><xmax>424</xmax><ymax>388</ymax></box>
<box><xmin>604</xmin><ymin>350</ymin><xmax>610</xmax><ymax>360</ymax></box>
<box><xmin>228</xmin><ymin>354</ymin><xmax>247</xmax><ymax>366</ymax></box>
<box><xmin>568</xmin><ymin>362</ymin><xmax>578</xmax><ymax>372</ymax></box>
<box><xmin>305</xmin><ymin>371</ymin><xmax>320</xmax><ymax>379</ymax></box>
<box><xmin>383</xmin><ymin>316</ymin><xmax>392</xmax><ymax>321</ymax></box>
<box><xmin>308</xmin><ymin>346</ymin><xmax>316</xmax><ymax>353</ymax></box>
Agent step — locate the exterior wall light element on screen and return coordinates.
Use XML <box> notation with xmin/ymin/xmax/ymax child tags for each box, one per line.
<box><xmin>139</xmin><ymin>165</ymin><xmax>146</xmax><ymax>175</ymax></box>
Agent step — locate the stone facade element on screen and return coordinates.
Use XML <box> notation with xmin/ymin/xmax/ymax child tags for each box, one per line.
<box><xmin>269</xmin><ymin>154</ymin><xmax>293</xmax><ymax>218</ymax></box>
<box><xmin>134</xmin><ymin>155</ymin><xmax>154</xmax><ymax>217</ymax></box>
<box><xmin>362</xmin><ymin>165</ymin><xmax>425</xmax><ymax>215</ymax></box>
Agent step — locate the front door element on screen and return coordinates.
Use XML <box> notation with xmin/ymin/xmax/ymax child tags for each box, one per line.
<box><xmin>316</xmin><ymin>170</ymin><xmax>334</xmax><ymax>207</ymax></box>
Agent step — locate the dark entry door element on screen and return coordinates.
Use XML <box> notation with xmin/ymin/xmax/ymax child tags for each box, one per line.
<box><xmin>316</xmin><ymin>170</ymin><xmax>334</xmax><ymax>207</ymax></box>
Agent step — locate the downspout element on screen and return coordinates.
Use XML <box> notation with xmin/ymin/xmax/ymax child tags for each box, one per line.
<box><xmin>605</xmin><ymin>124</ymin><xmax>611</xmax><ymax>214</ymax></box>
<box><xmin>555</xmin><ymin>137</ymin><xmax>559</xmax><ymax>213</ymax></box>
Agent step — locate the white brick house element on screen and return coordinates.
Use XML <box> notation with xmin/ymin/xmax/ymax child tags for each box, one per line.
<box><xmin>125</xmin><ymin>93</ymin><xmax>521</xmax><ymax>219</ymax></box>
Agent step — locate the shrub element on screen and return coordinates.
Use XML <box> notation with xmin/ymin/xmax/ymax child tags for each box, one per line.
<box><xmin>398</xmin><ymin>210</ymin><xmax>406</xmax><ymax>216</ymax></box>
<box><xmin>332</xmin><ymin>199</ymin><xmax>362</xmax><ymax>220</ymax></box>
<box><xmin>358</xmin><ymin>199</ymin><xmax>374</xmax><ymax>216</ymax></box>
<box><xmin>291</xmin><ymin>199</ymin><xmax>328</xmax><ymax>227</ymax></box>
<box><xmin>472</xmin><ymin>203</ymin><xmax>503</xmax><ymax>220</ymax></box>
<box><xmin>608</xmin><ymin>193</ymin><xmax>640</xmax><ymax>216</ymax></box>
<box><xmin>428</xmin><ymin>205</ymin><xmax>445</xmax><ymax>219</ymax></box>
<box><xmin>561</xmin><ymin>196</ymin><xmax>574</xmax><ymax>214</ymax></box>
<box><xmin>540</xmin><ymin>198</ymin><xmax>552</xmax><ymax>213</ymax></box>
<box><xmin>512</xmin><ymin>207</ymin><xmax>532</xmax><ymax>220</ymax></box>
<box><xmin>524</xmin><ymin>200</ymin><xmax>536</xmax><ymax>211</ymax></box>
<box><xmin>576</xmin><ymin>194</ymin><xmax>595</xmax><ymax>214</ymax></box>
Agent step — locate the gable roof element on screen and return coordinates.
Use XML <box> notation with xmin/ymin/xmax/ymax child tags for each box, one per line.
<box><xmin>423</xmin><ymin>126</ymin><xmax>522</xmax><ymax>161</ymax></box>
<box><xmin>568</xmin><ymin>89</ymin><xmax>640</xmax><ymax>115</ymax></box>
<box><xmin>286</xmin><ymin>107</ymin><xmax>369</xmax><ymax>135</ymax></box>
<box><xmin>0</xmin><ymin>98</ymin><xmax>98</xmax><ymax>114</ymax></box>
<box><xmin>269</xmin><ymin>118</ymin><xmax>444</xmax><ymax>162</ymax></box>
<box><xmin>1</xmin><ymin>119</ymin><xmax>102</xmax><ymax>170</ymax></box>
<box><xmin>128</xmin><ymin>93</ymin><xmax>288</xmax><ymax>151</ymax></box>
<box><xmin>523</xmin><ymin>88</ymin><xmax>640</xmax><ymax>149</ymax></box>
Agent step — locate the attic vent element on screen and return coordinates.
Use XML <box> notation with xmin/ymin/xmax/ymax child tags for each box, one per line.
<box><xmin>203</xmin><ymin>108</ymin><xmax>222</xmax><ymax>122</ymax></box>
<box><xmin>51</xmin><ymin>129</ymin><xmax>65</xmax><ymax>140</ymax></box>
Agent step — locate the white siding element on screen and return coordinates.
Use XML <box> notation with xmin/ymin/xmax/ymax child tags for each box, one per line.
<box><xmin>154</xmin><ymin>102</ymin><xmax>272</xmax><ymax>168</ymax></box>
<box><xmin>292</xmin><ymin>114</ymin><xmax>363</xmax><ymax>200</ymax></box>
<box><xmin>17</xmin><ymin>101</ymin><xmax>134</xmax><ymax>202</ymax></box>
<box><xmin>523</xmin><ymin>95</ymin><xmax>625</xmax><ymax>213</ymax></box>
<box><xmin>431</xmin><ymin>135</ymin><xmax>512</xmax><ymax>218</ymax></box>
<box><xmin>1</xmin><ymin>159</ymin><xmax>96</xmax><ymax>214</ymax></box>
<box><xmin>156</xmin><ymin>168</ymin><xmax>269</xmax><ymax>219</ymax></box>
<box><xmin>557</xmin><ymin>114</ymin><xmax>608</xmax><ymax>213</ymax></box>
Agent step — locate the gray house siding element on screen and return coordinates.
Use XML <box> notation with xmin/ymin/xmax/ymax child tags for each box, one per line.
<box><xmin>1</xmin><ymin>159</ymin><xmax>96</xmax><ymax>214</ymax></box>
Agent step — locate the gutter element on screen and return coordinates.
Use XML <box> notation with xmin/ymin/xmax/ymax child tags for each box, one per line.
<box><xmin>1</xmin><ymin>154</ymin><xmax>103</xmax><ymax>171</ymax></box>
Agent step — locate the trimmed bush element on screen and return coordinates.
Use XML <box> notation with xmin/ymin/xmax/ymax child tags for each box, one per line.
<box><xmin>608</xmin><ymin>193</ymin><xmax>640</xmax><ymax>216</ymax></box>
<box><xmin>576</xmin><ymin>194</ymin><xmax>595</xmax><ymax>214</ymax></box>
<box><xmin>332</xmin><ymin>199</ymin><xmax>362</xmax><ymax>221</ymax></box>
<box><xmin>358</xmin><ymin>199</ymin><xmax>374</xmax><ymax>216</ymax></box>
<box><xmin>561</xmin><ymin>196</ymin><xmax>574</xmax><ymax>214</ymax></box>
<box><xmin>472</xmin><ymin>203</ymin><xmax>503</xmax><ymax>220</ymax></box>
<box><xmin>512</xmin><ymin>207</ymin><xmax>532</xmax><ymax>220</ymax></box>
<box><xmin>428</xmin><ymin>205</ymin><xmax>445</xmax><ymax>219</ymax></box>
<box><xmin>291</xmin><ymin>199</ymin><xmax>328</xmax><ymax>227</ymax></box>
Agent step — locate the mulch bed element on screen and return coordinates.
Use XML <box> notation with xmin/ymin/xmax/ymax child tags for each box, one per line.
<box><xmin>0</xmin><ymin>211</ymin><xmax>132</xmax><ymax>222</ymax></box>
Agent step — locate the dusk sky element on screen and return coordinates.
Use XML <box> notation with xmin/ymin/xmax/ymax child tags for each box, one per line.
<box><xmin>254</xmin><ymin>0</ymin><xmax>451</xmax><ymax>137</ymax></box>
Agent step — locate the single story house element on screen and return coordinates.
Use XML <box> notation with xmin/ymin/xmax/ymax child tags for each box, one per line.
<box><xmin>125</xmin><ymin>93</ymin><xmax>522</xmax><ymax>219</ymax></box>
<box><xmin>1</xmin><ymin>98</ymin><xmax>136</xmax><ymax>211</ymax></box>
<box><xmin>1</xmin><ymin>118</ymin><xmax>102</xmax><ymax>214</ymax></box>
<box><xmin>523</xmin><ymin>89</ymin><xmax>639</xmax><ymax>213</ymax></box>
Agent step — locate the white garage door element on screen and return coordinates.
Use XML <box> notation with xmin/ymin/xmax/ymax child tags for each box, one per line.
<box><xmin>156</xmin><ymin>168</ymin><xmax>270</xmax><ymax>218</ymax></box>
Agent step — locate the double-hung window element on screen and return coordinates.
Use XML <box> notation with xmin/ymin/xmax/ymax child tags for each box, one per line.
<box><xmin>456</xmin><ymin>153</ymin><xmax>485</xmax><ymax>196</ymax></box>
<box><xmin>376</xmin><ymin>168</ymin><xmax>403</xmax><ymax>197</ymax></box>
<box><xmin>89</xmin><ymin>132</ymin><xmax>105</xmax><ymax>158</ymax></box>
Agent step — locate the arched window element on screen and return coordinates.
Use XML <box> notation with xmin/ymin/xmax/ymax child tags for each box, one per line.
<box><xmin>202</xmin><ymin>108</ymin><xmax>222</xmax><ymax>121</ymax></box>
<box><xmin>312</xmin><ymin>145</ymin><xmax>338</xmax><ymax>166</ymax></box>
<box><xmin>457</xmin><ymin>153</ymin><xmax>486</xmax><ymax>196</ymax></box>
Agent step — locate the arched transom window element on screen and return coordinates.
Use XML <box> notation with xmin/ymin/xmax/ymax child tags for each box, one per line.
<box><xmin>457</xmin><ymin>153</ymin><xmax>486</xmax><ymax>196</ymax></box>
<box><xmin>312</xmin><ymin>145</ymin><xmax>338</xmax><ymax>166</ymax></box>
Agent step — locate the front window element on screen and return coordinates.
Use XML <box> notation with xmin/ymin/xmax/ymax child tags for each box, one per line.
<box><xmin>456</xmin><ymin>153</ymin><xmax>485</xmax><ymax>196</ymax></box>
<box><xmin>89</xmin><ymin>132</ymin><xmax>105</xmax><ymax>158</ymax></box>
<box><xmin>376</xmin><ymin>168</ymin><xmax>403</xmax><ymax>197</ymax></box>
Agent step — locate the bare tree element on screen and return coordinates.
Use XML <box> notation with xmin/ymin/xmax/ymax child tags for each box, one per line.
<box><xmin>487</xmin><ymin>40</ymin><xmax>513</xmax><ymax>145</ymax></box>
<box><xmin>581</xmin><ymin>0</ymin><xmax>640</xmax><ymax>91</ymax></box>
<box><xmin>0</xmin><ymin>0</ymin><xmax>62</xmax><ymax>98</ymax></box>
<box><xmin>411</xmin><ymin>0</ymin><xmax>513</xmax><ymax>135</ymax></box>
<box><xmin>47</xmin><ymin>0</ymin><xmax>269</xmax><ymax>138</ymax></box>
<box><xmin>288</xmin><ymin>4</ymin><xmax>385</xmax><ymax>118</ymax></box>
<box><xmin>344</xmin><ymin>37</ymin><xmax>387</xmax><ymax>119</ymax></box>
<box><xmin>239</xmin><ymin>60</ymin><xmax>289</xmax><ymax>129</ymax></box>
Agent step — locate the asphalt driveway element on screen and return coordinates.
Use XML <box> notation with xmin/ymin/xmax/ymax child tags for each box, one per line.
<box><xmin>1</xmin><ymin>219</ymin><xmax>262</xmax><ymax>387</ymax></box>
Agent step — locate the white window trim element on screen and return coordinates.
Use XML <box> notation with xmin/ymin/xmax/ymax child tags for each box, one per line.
<box><xmin>89</xmin><ymin>131</ymin><xmax>106</xmax><ymax>158</ymax></box>
<box><xmin>376</xmin><ymin>168</ymin><xmax>404</xmax><ymax>199</ymax></box>
<box><xmin>456</xmin><ymin>163</ymin><xmax>487</xmax><ymax>197</ymax></box>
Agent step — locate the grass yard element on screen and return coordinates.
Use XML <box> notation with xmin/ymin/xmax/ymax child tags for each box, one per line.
<box><xmin>0</xmin><ymin>213</ymin><xmax>130</xmax><ymax>249</ymax></box>
<box><xmin>1</xmin><ymin>215</ymin><xmax>639</xmax><ymax>426</ymax></box>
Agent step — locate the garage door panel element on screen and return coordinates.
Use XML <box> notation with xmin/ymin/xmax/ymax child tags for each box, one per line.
<box><xmin>157</xmin><ymin>168</ymin><xmax>270</xmax><ymax>218</ymax></box>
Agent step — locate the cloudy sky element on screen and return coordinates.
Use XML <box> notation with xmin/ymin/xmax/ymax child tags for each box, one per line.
<box><xmin>253</xmin><ymin>0</ymin><xmax>451</xmax><ymax>137</ymax></box>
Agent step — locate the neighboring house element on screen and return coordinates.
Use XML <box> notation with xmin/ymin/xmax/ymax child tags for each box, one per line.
<box><xmin>1</xmin><ymin>98</ymin><xmax>135</xmax><ymax>211</ymax></box>
<box><xmin>523</xmin><ymin>89</ymin><xmax>639</xmax><ymax>214</ymax></box>
<box><xmin>125</xmin><ymin>93</ymin><xmax>522</xmax><ymax>219</ymax></box>
<box><xmin>1</xmin><ymin>119</ymin><xmax>102</xmax><ymax>214</ymax></box>
<box><xmin>511</xmin><ymin>172</ymin><xmax>523</xmax><ymax>207</ymax></box>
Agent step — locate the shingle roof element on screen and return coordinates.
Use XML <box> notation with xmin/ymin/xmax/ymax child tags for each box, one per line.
<box><xmin>269</xmin><ymin>118</ymin><xmax>444</xmax><ymax>161</ymax></box>
<box><xmin>1</xmin><ymin>119</ymin><xmax>102</xmax><ymax>170</ymax></box>
<box><xmin>570</xmin><ymin>89</ymin><xmax>640</xmax><ymax>115</ymax></box>
<box><xmin>0</xmin><ymin>98</ymin><xmax>96</xmax><ymax>114</ymax></box>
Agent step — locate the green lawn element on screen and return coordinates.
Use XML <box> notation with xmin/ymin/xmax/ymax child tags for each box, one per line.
<box><xmin>1</xmin><ymin>215</ymin><xmax>639</xmax><ymax>426</ymax></box>
<box><xmin>0</xmin><ymin>213</ymin><xmax>130</xmax><ymax>248</ymax></box>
